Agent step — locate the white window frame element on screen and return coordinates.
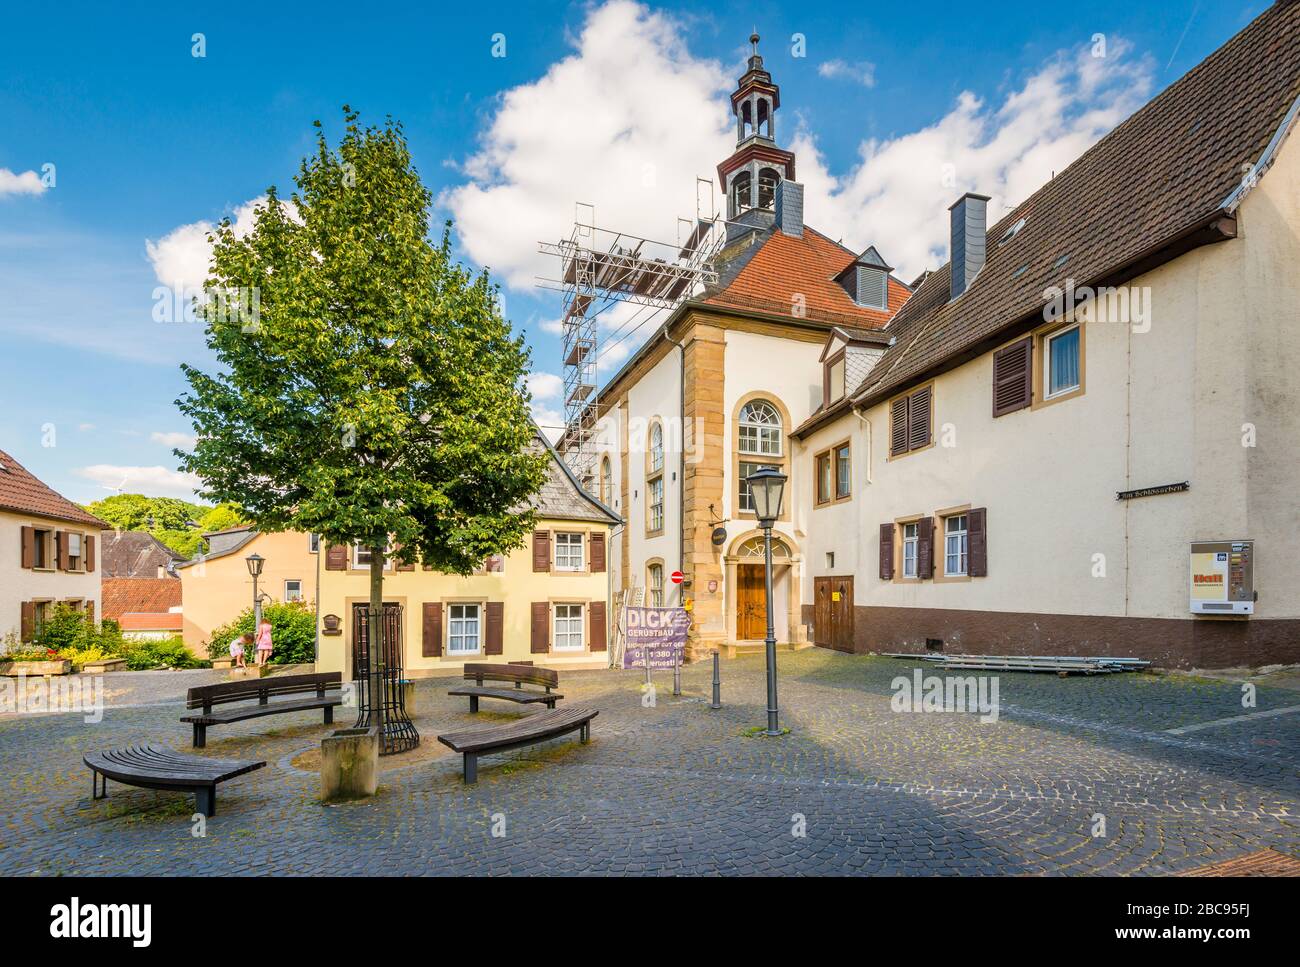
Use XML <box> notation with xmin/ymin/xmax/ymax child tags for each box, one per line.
<box><xmin>67</xmin><ymin>532</ymin><xmax>83</xmax><ymax>569</ymax></box>
<box><xmin>308</xmin><ymin>534</ymin><xmax>320</xmax><ymax>553</ymax></box>
<box><xmin>902</xmin><ymin>522</ymin><xmax>919</xmax><ymax>579</ymax></box>
<box><xmin>1044</xmin><ymin>323</ymin><xmax>1081</xmax><ymax>400</ymax></box>
<box><xmin>828</xmin><ymin>357</ymin><xmax>846</xmax><ymax>403</ymax></box>
<box><xmin>352</xmin><ymin>542</ymin><xmax>393</xmax><ymax>570</ymax></box>
<box><xmin>648</xmin><ymin>564</ymin><xmax>664</xmax><ymax>608</ymax></box>
<box><xmin>284</xmin><ymin>579</ymin><xmax>303</xmax><ymax>602</ymax></box>
<box><xmin>944</xmin><ymin>514</ymin><xmax>969</xmax><ymax>577</ymax></box>
<box><xmin>738</xmin><ymin>461</ymin><xmax>778</xmax><ymax>514</ymax></box>
<box><xmin>447</xmin><ymin>602</ymin><xmax>482</xmax><ymax>655</ymax></box>
<box><xmin>738</xmin><ymin>400</ymin><xmax>783</xmax><ymax>457</ymax></box>
<box><xmin>649</xmin><ymin>423</ymin><xmax>664</xmax><ymax>473</ymax></box>
<box><xmin>552</xmin><ymin>603</ymin><xmax>585</xmax><ymax>652</ymax></box>
<box><xmin>554</xmin><ymin>532</ymin><xmax>584</xmax><ymax>571</ymax></box>
<box><xmin>647</xmin><ymin>476</ymin><xmax>664</xmax><ymax>532</ymax></box>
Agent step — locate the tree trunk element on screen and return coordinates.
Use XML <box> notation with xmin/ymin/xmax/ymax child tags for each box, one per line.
<box><xmin>368</xmin><ymin>544</ymin><xmax>385</xmax><ymax>747</ymax></box>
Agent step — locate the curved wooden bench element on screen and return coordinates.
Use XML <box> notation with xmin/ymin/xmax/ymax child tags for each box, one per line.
<box><xmin>448</xmin><ymin>663</ymin><xmax>562</xmax><ymax>712</ymax></box>
<box><xmin>437</xmin><ymin>705</ymin><xmax>597</xmax><ymax>784</ymax></box>
<box><xmin>84</xmin><ymin>744</ymin><xmax>265</xmax><ymax>817</ymax></box>
<box><xmin>180</xmin><ymin>672</ymin><xmax>343</xmax><ymax>747</ymax></box>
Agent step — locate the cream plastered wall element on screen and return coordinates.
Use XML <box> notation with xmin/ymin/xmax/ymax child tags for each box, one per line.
<box><xmin>715</xmin><ymin>328</ymin><xmax>824</xmax><ymax>641</ymax></box>
<box><xmin>178</xmin><ymin>530</ymin><xmax>319</xmax><ymax>653</ymax></box>
<box><xmin>314</xmin><ymin>519</ymin><xmax>613</xmax><ymax>677</ymax></box>
<box><xmin>617</xmin><ymin>344</ymin><xmax>683</xmax><ymax>607</ymax></box>
<box><xmin>798</xmin><ymin>127</ymin><xmax>1300</xmax><ymax>624</ymax></box>
<box><xmin>1</xmin><ymin>510</ymin><xmax>102</xmax><ymax>641</ymax></box>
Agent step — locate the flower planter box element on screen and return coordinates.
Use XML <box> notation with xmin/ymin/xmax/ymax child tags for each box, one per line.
<box><xmin>0</xmin><ymin>660</ymin><xmax>72</xmax><ymax>677</ymax></box>
<box><xmin>211</xmin><ymin>657</ymin><xmax>234</xmax><ymax>670</ymax></box>
<box><xmin>80</xmin><ymin>659</ymin><xmax>127</xmax><ymax>674</ymax></box>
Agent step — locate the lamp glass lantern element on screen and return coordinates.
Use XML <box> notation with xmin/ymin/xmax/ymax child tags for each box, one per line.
<box><xmin>746</xmin><ymin>467</ymin><xmax>787</xmax><ymax>526</ymax></box>
<box><xmin>245</xmin><ymin>553</ymin><xmax>265</xmax><ymax>578</ymax></box>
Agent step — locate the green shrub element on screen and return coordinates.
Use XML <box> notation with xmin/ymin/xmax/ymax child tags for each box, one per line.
<box><xmin>28</xmin><ymin>605</ymin><xmax>126</xmax><ymax>665</ymax></box>
<box><xmin>119</xmin><ymin>636</ymin><xmax>203</xmax><ymax>670</ymax></box>
<box><xmin>207</xmin><ymin>600</ymin><xmax>317</xmax><ymax>664</ymax></box>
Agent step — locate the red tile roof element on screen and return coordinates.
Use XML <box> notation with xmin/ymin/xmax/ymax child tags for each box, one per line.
<box><xmin>0</xmin><ymin>449</ymin><xmax>107</xmax><ymax>528</ymax></box>
<box><xmin>119</xmin><ymin>612</ymin><xmax>184</xmax><ymax>632</ymax></box>
<box><xmin>703</xmin><ymin>227</ymin><xmax>910</xmax><ymax>328</ymax></box>
<box><xmin>101</xmin><ymin>578</ymin><xmax>182</xmax><ymax>622</ymax></box>
<box><xmin>852</xmin><ymin>1</ymin><xmax>1300</xmax><ymax>408</ymax></box>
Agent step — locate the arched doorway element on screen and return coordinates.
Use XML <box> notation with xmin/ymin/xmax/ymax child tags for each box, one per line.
<box><xmin>726</xmin><ymin>531</ymin><xmax>796</xmax><ymax>642</ymax></box>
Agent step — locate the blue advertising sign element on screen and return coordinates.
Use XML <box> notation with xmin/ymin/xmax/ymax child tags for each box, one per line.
<box><xmin>622</xmin><ymin>607</ymin><xmax>690</xmax><ymax>670</ymax></box>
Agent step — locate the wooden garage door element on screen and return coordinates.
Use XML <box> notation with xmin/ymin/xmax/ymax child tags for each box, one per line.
<box><xmin>814</xmin><ymin>576</ymin><xmax>855</xmax><ymax>653</ymax></box>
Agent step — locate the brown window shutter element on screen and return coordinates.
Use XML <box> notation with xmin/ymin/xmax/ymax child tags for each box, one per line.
<box><xmin>530</xmin><ymin>602</ymin><xmax>550</xmax><ymax>653</ymax></box>
<box><xmin>589</xmin><ymin>601</ymin><xmax>607</xmax><ymax>651</ymax></box>
<box><xmin>527</xmin><ymin>600</ymin><xmax>548</xmax><ymax>652</ymax></box>
<box><xmin>485</xmin><ymin>601</ymin><xmax>504</xmax><ymax>655</ymax></box>
<box><xmin>532</xmin><ymin>530</ymin><xmax>550</xmax><ymax>572</ymax></box>
<box><xmin>968</xmin><ymin>508</ymin><xmax>988</xmax><ymax>577</ymax></box>
<box><xmin>392</xmin><ymin>543</ymin><xmax>415</xmax><ymax>571</ymax></box>
<box><xmin>84</xmin><ymin>534</ymin><xmax>95</xmax><ymax>572</ymax></box>
<box><xmin>589</xmin><ymin>532</ymin><xmax>606</xmax><ymax>573</ymax></box>
<box><xmin>55</xmin><ymin>530</ymin><xmax>67</xmax><ymax>571</ymax></box>
<box><xmin>325</xmin><ymin>544</ymin><xmax>348</xmax><ymax>570</ymax></box>
<box><xmin>20</xmin><ymin>526</ymin><xmax>34</xmax><ymax>569</ymax></box>
<box><xmin>992</xmin><ymin>337</ymin><xmax>1032</xmax><ymax>416</ymax></box>
<box><xmin>20</xmin><ymin>601</ymin><xmax>34</xmax><ymax>643</ymax></box>
<box><xmin>422</xmin><ymin>602</ymin><xmax>443</xmax><ymax>657</ymax></box>
<box><xmin>879</xmin><ymin>523</ymin><xmax>894</xmax><ymax>580</ymax></box>
<box><xmin>396</xmin><ymin>561</ymin><xmax>415</xmax><ymax>572</ymax></box>
<box><xmin>889</xmin><ymin>397</ymin><xmax>909</xmax><ymax>456</ymax></box>
<box><xmin>907</xmin><ymin>386</ymin><xmax>932</xmax><ymax>451</ymax></box>
<box><xmin>917</xmin><ymin>517</ymin><xmax>934</xmax><ymax>578</ymax></box>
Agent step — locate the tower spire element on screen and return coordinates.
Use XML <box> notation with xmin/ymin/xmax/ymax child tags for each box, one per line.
<box><xmin>717</xmin><ymin>30</ymin><xmax>796</xmax><ymax>224</ymax></box>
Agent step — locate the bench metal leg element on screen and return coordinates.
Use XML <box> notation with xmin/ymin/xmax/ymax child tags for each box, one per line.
<box><xmin>192</xmin><ymin>724</ymin><xmax>206</xmax><ymax>749</ymax></box>
<box><xmin>545</xmin><ymin>697</ymin><xmax>557</xmax><ymax>710</ymax></box>
<box><xmin>324</xmin><ymin>705</ymin><xmax>334</xmax><ymax>725</ymax></box>
<box><xmin>464</xmin><ymin>753</ymin><xmax>478</xmax><ymax>784</ymax></box>
<box><xmin>195</xmin><ymin>786</ymin><xmax>216</xmax><ymax>818</ymax></box>
<box><xmin>580</xmin><ymin>723</ymin><xmax>590</xmax><ymax>744</ymax></box>
<box><xmin>92</xmin><ymin>770</ymin><xmax>107</xmax><ymax>800</ymax></box>
<box><xmin>469</xmin><ymin>695</ymin><xmax>479</xmax><ymax>714</ymax></box>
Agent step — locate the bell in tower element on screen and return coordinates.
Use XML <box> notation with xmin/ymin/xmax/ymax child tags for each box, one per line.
<box><xmin>717</xmin><ymin>33</ymin><xmax>798</xmax><ymax>228</ymax></box>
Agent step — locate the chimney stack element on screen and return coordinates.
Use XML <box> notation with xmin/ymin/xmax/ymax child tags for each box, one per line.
<box><xmin>949</xmin><ymin>192</ymin><xmax>991</xmax><ymax>299</ymax></box>
<box><xmin>775</xmin><ymin>180</ymin><xmax>804</xmax><ymax>237</ymax></box>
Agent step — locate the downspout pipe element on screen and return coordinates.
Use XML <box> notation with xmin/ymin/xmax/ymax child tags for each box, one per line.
<box><xmin>661</xmin><ymin>321</ymin><xmax>687</xmax><ymax>605</ymax></box>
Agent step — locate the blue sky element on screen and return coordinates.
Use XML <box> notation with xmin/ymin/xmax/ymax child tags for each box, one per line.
<box><xmin>0</xmin><ymin>0</ymin><xmax>1269</xmax><ymax>504</ymax></box>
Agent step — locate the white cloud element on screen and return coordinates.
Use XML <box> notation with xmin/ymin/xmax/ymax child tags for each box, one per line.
<box><xmin>795</xmin><ymin>42</ymin><xmax>1154</xmax><ymax>281</ymax></box>
<box><xmin>145</xmin><ymin>197</ymin><xmax>267</xmax><ymax>293</ymax></box>
<box><xmin>77</xmin><ymin>423</ymin><xmax>96</xmax><ymax>432</ymax></box>
<box><xmin>818</xmin><ymin>60</ymin><xmax>875</xmax><ymax>87</ymax></box>
<box><xmin>526</xmin><ymin>372</ymin><xmax>563</xmax><ymax>400</ymax></box>
<box><xmin>442</xmin><ymin>0</ymin><xmax>733</xmax><ymax>291</ymax></box>
<box><xmin>0</xmin><ymin>168</ymin><xmax>46</xmax><ymax>197</ymax></box>
<box><xmin>151</xmin><ymin>430</ymin><xmax>198</xmax><ymax>450</ymax></box>
<box><xmin>75</xmin><ymin>464</ymin><xmax>203</xmax><ymax>499</ymax></box>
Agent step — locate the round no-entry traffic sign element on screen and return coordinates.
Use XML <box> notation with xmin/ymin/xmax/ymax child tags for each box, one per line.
<box><xmin>670</xmin><ymin>570</ymin><xmax>685</xmax><ymax>585</ymax></box>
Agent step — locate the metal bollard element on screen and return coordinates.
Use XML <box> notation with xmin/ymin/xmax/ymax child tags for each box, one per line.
<box><xmin>710</xmin><ymin>649</ymin><xmax>721</xmax><ymax>709</ymax></box>
<box><xmin>673</xmin><ymin>652</ymin><xmax>681</xmax><ymax>696</ymax></box>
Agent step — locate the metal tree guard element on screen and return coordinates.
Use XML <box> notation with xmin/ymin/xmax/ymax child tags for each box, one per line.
<box><xmin>351</xmin><ymin>603</ymin><xmax>419</xmax><ymax>755</ymax></box>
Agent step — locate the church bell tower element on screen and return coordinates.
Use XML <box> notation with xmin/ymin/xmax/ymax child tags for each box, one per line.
<box><xmin>717</xmin><ymin>33</ymin><xmax>797</xmax><ymax>225</ymax></box>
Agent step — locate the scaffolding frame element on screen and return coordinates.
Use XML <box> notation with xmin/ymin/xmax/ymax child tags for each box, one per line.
<box><xmin>537</xmin><ymin>182</ymin><xmax>723</xmax><ymax>487</ymax></box>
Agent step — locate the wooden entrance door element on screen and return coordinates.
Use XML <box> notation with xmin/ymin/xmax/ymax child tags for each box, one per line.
<box><xmin>813</xmin><ymin>576</ymin><xmax>855</xmax><ymax>652</ymax></box>
<box><xmin>737</xmin><ymin>564</ymin><xmax>767</xmax><ymax>639</ymax></box>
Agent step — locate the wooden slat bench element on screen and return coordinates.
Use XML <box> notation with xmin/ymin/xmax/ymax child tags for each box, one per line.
<box><xmin>84</xmin><ymin>744</ymin><xmax>265</xmax><ymax>817</ymax></box>
<box><xmin>180</xmin><ymin>672</ymin><xmax>343</xmax><ymax>748</ymax></box>
<box><xmin>437</xmin><ymin>705</ymin><xmax>597</xmax><ymax>783</ymax></box>
<box><xmin>447</xmin><ymin>663</ymin><xmax>562</xmax><ymax>712</ymax></box>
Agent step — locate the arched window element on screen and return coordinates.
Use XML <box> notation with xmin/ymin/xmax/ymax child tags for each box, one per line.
<box><xmin>735</xmin><ymin>397</ymin><xmax>787</xmax><ymax>517</ymax></box>
<box><xmin>730</xmin><ymin>171</ymin><xmax>752</xmax><ymax>216</ymax></box>
<box><xmin>738</xmin><ymin>400</ymin><xmax>782</xmax><ymax>456</ymax></box>
<box><xmin>646</xmin><ymin>420</ymin><xmax>665</xmax><ymax>535</ymax></box>
<box><xmin>647</xmin><ymin>562</ymin><xmax>664</xmax><ymax>607</ymax></box>
<box><xmin>740</xmin><ymin>100</ymin><xmax>753</xmax><ymax>139</ymax></box>
<box><xmin>599</xmin><ymin>456</ymin><xmax>612</xmax><ymax>507</ymax></box>
<box><xmin>757</xmin><ymin>99</ymin><xmax>771</xmax><ymax>138</ymax></box>
<box><xmin>758</xmin><ymin>168</ymin><xmax>780</xmax><ymax>210</ymax></box>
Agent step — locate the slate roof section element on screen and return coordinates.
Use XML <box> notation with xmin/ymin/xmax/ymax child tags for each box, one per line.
<box><xmin>851</xmin><ymin>1</ymin><xmax>1300</xmax><ymax>408</ymax></box>
<box><xmin>0</xmin><ymin>449</ymin><xmax>107</xmax><ymax>529</ymax></box>
<box><xmin>99</xmin><ymin>530</ymin><xmax>185</xmax><ymax>578</ymax></box>
<box><xmin>101</xmin><ymin>578</ymin><xmax>182</xmax><ymax>622</ymax></box>
<box><xmin>703</xmin><ymin>226</ymin><xmax>910</xmax><ymax>328</ymax></box>
<box><xmin>176</xmin><ymin>526</ymin><xmax>258</xmax><ymax>569</ymax></box>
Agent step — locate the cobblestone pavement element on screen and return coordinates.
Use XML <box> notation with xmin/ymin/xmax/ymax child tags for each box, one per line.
<box><xmin>0</xmin><ymin>652</ymin><xmax>1295</xmax><ymax>875</ymax></box>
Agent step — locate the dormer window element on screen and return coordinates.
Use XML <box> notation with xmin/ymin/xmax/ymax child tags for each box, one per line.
<box><xmin>837</xmin><ymin>246</ymin><xmax>892</xmax><ymax>309</ymax></box>
<box><xmin>825</xmin><ymin>354</ymin><xmax>846</xmax><ymax>405</ymax></box>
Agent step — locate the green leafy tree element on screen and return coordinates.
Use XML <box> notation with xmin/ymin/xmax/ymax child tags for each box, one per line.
<box><xmin>197</xmin><ymin>502</ymin><xmax>247</xmax><ymax>533</ymax></box>
<box><xmin>85</xmin><ymin>494</ymin><xmax>209</xmax><ymax>557</ymax></box>
<box><xmin>176</xmin><ymin>108</ymin><xmax>547</xmax><ymax>734</ymax></box>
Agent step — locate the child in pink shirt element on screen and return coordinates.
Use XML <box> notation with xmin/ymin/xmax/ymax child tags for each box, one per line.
<box><xmin>255</xmin><ymin>620</ymin><xmax>273</xmax><ymax>667</ymax></box>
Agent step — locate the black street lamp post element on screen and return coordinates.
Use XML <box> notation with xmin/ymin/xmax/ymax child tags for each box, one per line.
<box><xmin>745</xmin><ymin>466</ymin><xmax>787</xmax><ymax>736</ymax></box>
<box><xmin>245</xmin><ymin>553</ymin><xmax>265</xmax><ymax>629</ymax></box>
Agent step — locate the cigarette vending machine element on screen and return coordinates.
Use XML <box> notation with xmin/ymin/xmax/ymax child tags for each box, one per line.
<box><xmin>1189</xmin><ymin>540</ymin><xmax>1254</xmax><ymax>614</ymax></box>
